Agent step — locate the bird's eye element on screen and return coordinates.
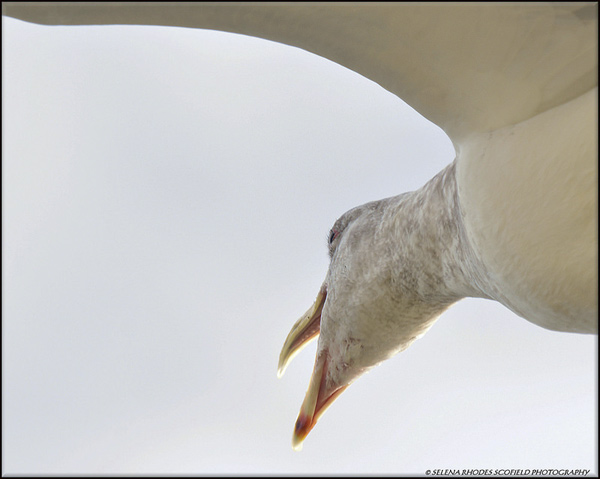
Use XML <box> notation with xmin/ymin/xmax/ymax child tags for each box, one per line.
<box><xmin>328</xmin><ymin>229</ymin><xmax>338</xmax><ymax>245</ymax></box>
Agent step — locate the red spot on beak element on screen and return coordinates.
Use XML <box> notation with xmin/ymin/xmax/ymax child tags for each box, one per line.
<box><xmin>291</xmin><ymin>351</ymin><xmax>349</xmax><ymax>450</ymax></box>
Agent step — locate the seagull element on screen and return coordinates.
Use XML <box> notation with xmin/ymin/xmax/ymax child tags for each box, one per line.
<box><xmin>4</xmin><ymin>2</ymin><xmax>597</xmax><ymax>450</ymax></box>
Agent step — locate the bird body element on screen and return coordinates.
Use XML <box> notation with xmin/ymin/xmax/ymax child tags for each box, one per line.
<box><xmin>457</xmin><ymin>86</ymin><xmax>597</xmax><ymax>333</ymax></box>
<box><xmin>4</xmin><ymin>1</ymin><xmax>596</xmax><ymax>450</ymax></box>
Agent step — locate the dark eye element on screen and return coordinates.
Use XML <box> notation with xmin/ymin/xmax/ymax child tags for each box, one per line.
<box><xmin>328</xmin><ymin>229</ymin><xmax>338</xmax><ymax>245</ymax></box>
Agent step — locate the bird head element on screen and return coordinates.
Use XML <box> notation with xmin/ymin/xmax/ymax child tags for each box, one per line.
<box><xmin>278</xmin><ymin>196</ymin><xmax>454</xmax><ymax>450</ymax></box>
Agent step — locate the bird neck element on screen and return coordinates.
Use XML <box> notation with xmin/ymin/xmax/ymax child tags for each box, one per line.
<box><xmin>387</xmin><ymin>160</ymin><xmax>491</xmax><ymax>304</ymax></box>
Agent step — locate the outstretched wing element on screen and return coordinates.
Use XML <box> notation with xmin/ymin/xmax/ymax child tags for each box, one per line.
<box><xmin>2</xmin><ymin>2</ymin><xmax>597</xmax><ymax>143</ymax></box>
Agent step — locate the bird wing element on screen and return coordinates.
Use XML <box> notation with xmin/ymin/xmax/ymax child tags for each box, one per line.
<box><xmin>2</xmin><ymin>2</ymin><xmax>597</xmax><ymax>143</ymax></box>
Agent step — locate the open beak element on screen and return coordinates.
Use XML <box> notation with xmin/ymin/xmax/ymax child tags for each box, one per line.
<box><xmin>277</xmin><ymin>285</ymin><xmax>349</xmax><ymax>450</ymax></box>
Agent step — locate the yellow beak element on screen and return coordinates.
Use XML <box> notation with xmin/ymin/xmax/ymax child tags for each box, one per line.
<box><xmin>277</xmin><ymin>286</ymin><xmax>326</xmax><ymax>378</ymax></box>
<box><xmin>277</xmin><ymin>286</ymin><xmax>349</xmax><ymax>450</ymax></box>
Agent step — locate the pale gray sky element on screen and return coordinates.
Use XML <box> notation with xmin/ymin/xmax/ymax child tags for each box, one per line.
<box><xmin>2</xmin><ymin>16</ymin><xmax>597</xmax><ymax>475</ymax></box>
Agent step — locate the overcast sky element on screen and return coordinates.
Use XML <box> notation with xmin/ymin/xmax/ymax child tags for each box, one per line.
<box><xmin>2</xmin><ymin>15</ymin><xmax>597</xmax><ymax>475</ymax></box>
